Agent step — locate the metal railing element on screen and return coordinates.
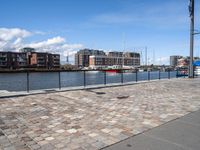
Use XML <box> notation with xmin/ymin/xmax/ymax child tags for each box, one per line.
<box><xmin>0</xmin><ymin>69</ymin><xmax>188</xmax><ymax>92</ymax></box>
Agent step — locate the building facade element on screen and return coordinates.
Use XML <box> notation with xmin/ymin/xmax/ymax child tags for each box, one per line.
<box><xmin>89</xmin><ymin>52</ymin><xmax>140</xmax><ymax>69</ymax></box>
<box><xmin>0</xmin><ymin>52</ymin><xmax>27</xmax><ymax>69</ymax></box>
<box><xmin>0</xmin><ymin>50</ymin><xmax>60</xmax><ymax>69</ymax></box>
<box><xmin>48</xmin><ymin>54</ymin><xmax>60</xmax><ymax>69</ymax></box>
<box><xmin>171</xmin><ymin>56</ymin><xmax>200</xmax><ymax>68</ymax></box>
<box><xmin>75</xmin><ymin>49</ymin><xmax>106</xmax><ymax>68</ymax></box>
<box><xmin>30</xmin><ymin>52</ymin><xmax>49</xmax><ymax>68</ymax></box>
<box><xmin>170</xmin><ymin>56</ymin><xmax>182</xmax><ymax>67</ymax></box>
<box><xmin>177</xmin><ymin>58</ymin><xmax>189</xmax><ymax>67</ymax></box>
<box><xmin>75</xmin><ymin>49</ymin><xmax>140</xmax><ymax>69</ymax></box>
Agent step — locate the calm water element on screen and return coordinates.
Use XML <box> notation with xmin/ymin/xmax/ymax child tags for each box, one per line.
<box><xmin>0</xmin><ymin>71</ymin><xmax>177</xmax><ymax>92</ymax></box>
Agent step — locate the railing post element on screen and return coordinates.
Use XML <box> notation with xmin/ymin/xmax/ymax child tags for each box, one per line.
<box><xmin>27</xmin><ymin>71</ymin><xmax>29</xmax><ymax>93</ymax></box>
<box><xmin>168</xmin><ymin>70</ymin><xmax>170</xmax><ymax>79</ymax></box>
<box><xmin>136</xmin><ymin>70</ymin><xmax>138</xmax><ymax>82</ymax></box>
<box><xmin>148</xmin><ymin>71</ymin><xmax>150</xmax><ymax>81</ymax></box>
<box><xmin>58</xmin><ymin>71</ymin><xmax>61</xmax><ymax>90</ymax></box>
<box><xmin>121</xmin><ymin>70</ymin><xmax>124</xmax><ymax>84</ymax></box>
<box><xmin>104</xmin><ymin>71</ymin><xmax>106</xmax><ymax>85</ymax></box>
<box><xmin>176</xmin><ymin>69</ymin><xmax>178</xmax><ymax>78</ymax></box>
<box><xmin>83</xmin><ymin>70</ymin><xmax>86</xmax><ymax>87</ymax></box>
<box><xmin>184</xmin><ymin>69</ymin><xmax>186</xmax><ymax>78</ymax></box>
<box><xmin>159</xmin><ymin>70</ymin><xmax>161</xmax><ymax>80</ymax></box>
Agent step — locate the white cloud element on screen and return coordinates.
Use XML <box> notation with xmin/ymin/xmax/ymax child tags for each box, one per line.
<box><xmin>26</xmin><ymin>37</ymin><xmax>83</xmax><ymax>60</ymax></box>
<box><xmin>0</xmin><ymin>28</ymin><xmax>31</xmax><ymax>41</ymax></box>
<box><xmin>0</xmin><ymin>28</ymin><xmax>32</xmax><ymax>51</ymax></box>
<box><xmin>0</xmin><ymin>27</ymin><xmax>84</xmax><ymax>62</ymax></box>
<box><xmin>27</xmin><ymin>36</ymin><xmax>65</xmax><ymax>49</ymax></box>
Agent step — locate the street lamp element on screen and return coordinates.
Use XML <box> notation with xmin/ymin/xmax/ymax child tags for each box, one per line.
<box><xmin>189</xmin><ymin>0</ymin><xmax>194</xmax><ymax>78</ymax></box>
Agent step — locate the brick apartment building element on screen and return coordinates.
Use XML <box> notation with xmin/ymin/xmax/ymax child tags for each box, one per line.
<box><xmin>75</xmin><ymin>49</ymin><xmax>106</xmax><ymax>67</ymax></box>
<box><xmin>0</xmin><ymin>48</ymin><xmax>60</xmax><ymax>69</ymax></box>
<box><xmin>89</xmin><ymin>52</ymin><xmax>140</xmax><ymax>69</ymax></box>
<box><xmin>75</xmin><ymin>49</ymin><xmax>140</xmax><ymax>69</ymax></box>
<box><xmin>0</xmin><ymin>52</ymin><xmax>27</xmax><ymax>69</ymax></box>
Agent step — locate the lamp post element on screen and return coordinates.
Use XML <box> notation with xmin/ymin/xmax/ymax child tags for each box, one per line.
<box><xmin>189</xmin><ymin>0</ymin><xmax>194</xmax><ymax>78</ymax></box>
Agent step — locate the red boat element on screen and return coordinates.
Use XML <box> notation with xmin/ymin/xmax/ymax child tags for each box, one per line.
<box><xmin>103</xmin><ymin>69</ymin><xmax>122</xmax><ymax>73</ymax></box>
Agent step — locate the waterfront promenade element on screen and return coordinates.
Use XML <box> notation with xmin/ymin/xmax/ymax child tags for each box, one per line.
<box><xmin>0</xmin><ymin>78</ymin><xmax>200</xmax><ymax>150</ymax></box>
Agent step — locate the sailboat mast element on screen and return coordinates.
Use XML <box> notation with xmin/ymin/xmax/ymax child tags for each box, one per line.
<box><xmin>145</xmin><ymin>46</ymin><xmax>148</xmax><ymax>66</ymax></box>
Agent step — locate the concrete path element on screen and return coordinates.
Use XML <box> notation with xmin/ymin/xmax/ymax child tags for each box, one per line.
<box><xmin>103</xmin><ymin>110</ymin><xmax>200</xmax><ymax>150</ymax></box>
<box><xmin>0</xmin><ymin>78</ymin><xmax>200</xmax><ymax>150</ymax></box>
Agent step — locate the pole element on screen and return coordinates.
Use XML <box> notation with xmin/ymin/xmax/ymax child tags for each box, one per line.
<box><xmin>153</xmin><ymin>50</ymin><xmax>155</xmax><ymax>65</ymax></box>
<box><xmin>121</xmin><ymin>70</ymin><xmax>124</xmax><ymax>84</ymax></box>
<box><xmin>104</xmin><ymin>71</ymin><xmax>106</xmax><ymax>85</ymax></box>
<box><xmin>145</xmin><ymin>47</ymin><xmax>147</xmax><ymax>67</ymax></box>
<box><xmin>58</xmin><ymin>71</ymin><xmax>61</xmax><ymax>90</ymax></box>
<box><xmin>189</xmin><ymin>0</ymin><xmax>194</xmax><ymax>78</ymax></box>
<box><xmin>159</xmin><ymin>70</ymin><xmax>161</xmax><ymax>80</ymax></box>
<box><xmin>148</xmin><ymin>71</ymin><xmax>150</xmax><ymax>81</ymax></box>
<box><xmin>83</xmin><ymin>70</ymin><xmax>86</xmax><ymax>87</ymax></box>
<box><xmin>27</xmin><ymin>71</ymin><xmax>29</xmax><ymax>93</ymax></box>
<box><xmin>136</xmin><ymin>70</ymin><xmax>138</xmax><ymax>82</ymax></box>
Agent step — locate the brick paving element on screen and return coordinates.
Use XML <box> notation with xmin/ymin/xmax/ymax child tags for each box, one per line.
<box><xmin>0</xmin><ymin>78</ymin><xmax>200</xmax><ymax>150</ymax></box>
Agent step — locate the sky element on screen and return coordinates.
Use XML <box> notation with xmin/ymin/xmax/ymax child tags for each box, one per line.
<box><xmin>0</xmin><ymin>0</ymin><xmax>200</xmax><ymax>65</ymax></box>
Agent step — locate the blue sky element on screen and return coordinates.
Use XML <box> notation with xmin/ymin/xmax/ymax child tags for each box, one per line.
<box><xmin>0</xmin><ymin>0</ymin><xmax>200</xmax><ymax>64</ymax></box>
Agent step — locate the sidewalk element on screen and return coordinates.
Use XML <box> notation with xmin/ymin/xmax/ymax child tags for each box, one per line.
<box><xmin>0</xmin><ymin>78</ymin><xmax>200</xmax><ymax>150</ymax></box>
<box><xmin>103</xmin><ymin>109</ymin><xmax>200</xmax><ymax>150</ymax></box>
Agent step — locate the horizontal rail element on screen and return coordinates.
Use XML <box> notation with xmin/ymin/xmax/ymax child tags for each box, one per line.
<box><xmin>0</xmin><ymin>69</ymin><xmax>189</xmax><ymax>93</ymax></box>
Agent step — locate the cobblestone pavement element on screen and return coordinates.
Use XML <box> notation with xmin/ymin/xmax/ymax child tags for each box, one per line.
<box><xmin>0</xmin><ymin>78</ymin><xmax>200</xmax><ymax>150</ymax></box>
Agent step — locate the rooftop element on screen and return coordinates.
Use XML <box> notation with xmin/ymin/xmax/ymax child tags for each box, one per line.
<box><xmin>0</xmin><ymin>78</ymin><xmax>200</xmax><ymax>150</ymax></box>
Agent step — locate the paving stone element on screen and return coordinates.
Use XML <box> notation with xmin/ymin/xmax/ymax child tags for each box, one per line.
<box><xmin>67</xmin><ymin>129</ymin><xmax>77</xmax><ymax>134</ymax></box>
<box><xmin>39</xmin><ymin>144</ymin><xmax>55</xmax><ymax>150</ymax></box>
<box><xmin>45</xmin><ymin>137</ymin><xmax>54</xmax><ymax>141</ymax></box>
<box><xmin>4</xmin><ymin>146</ymin><xmax>16</xmax><ymax>150</ymax></box>
<box><xmin>0</xmin><ymin>131</ymin><xmax>4</xmax><ymax>136</ymax></box>
<box><xmin>0</xmin><ymin>78</ymin><xmax>200</xmax><ymax>150</ymax></box>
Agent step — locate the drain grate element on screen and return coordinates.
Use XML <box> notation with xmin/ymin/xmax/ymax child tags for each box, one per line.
<box><xmin>117</xmin><ymin>96</ymin><xmax>129</xmax><ymax>99</ymax></box>
<box><xmin>86</xmin><ymin>90</ymin><xmax>106</xmax><ymax>95</ymax></box>
<box><xmin>95</xmin><ymin>92</ymin><xmax>106</xmax><ymax>95</ymax></box>
<box><xmin>127</xmin><ymin>144</ymin><xmax>132</xmax><ymax>147</ymax></box>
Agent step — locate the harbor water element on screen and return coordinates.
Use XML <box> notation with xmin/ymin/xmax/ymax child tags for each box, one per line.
<box><xmin>0</xmin><ymin>71</ymin><xmax>177</xmax><ymax>92</ymax></box>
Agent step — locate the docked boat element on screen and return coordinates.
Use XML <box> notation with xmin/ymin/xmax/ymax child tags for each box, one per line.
<box><xmin>103</xmin><ymin>69</ymin><xmax>122</xmax><ymax>73</ymax></box>
<box><xmin>194</xmin><ymin>60</ymin><xmax>200</xmax><ymax>76</ymax></box>
<box><xmin>195</xmin><ymin>67</ymin><xmax>200</xmax><ymax>76</ymax></box>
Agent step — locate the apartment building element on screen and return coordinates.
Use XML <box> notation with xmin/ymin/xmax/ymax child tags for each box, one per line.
<box><xmin>75</xmin><ymin>49</ymin><xmax>106</xmax><ymax>67</ymax></box>
<box><xmin>170</xmin><ymin>56</ymin><xmax>182</xmax><ymax>67</ymax></box>
<box><xmin>89</xmin><ymin>52</ymin><xmax>140</xmax><ymax>69</ymax></box>
<box><xmin>0</xmin><ymin>52</ymin><xmax>27</xmax><ymax>69</ymax></box>
<box><xmin>48</xmin><ymin>54</ymin><xmax>60</xmax><ymax>68</ymax></box>
<box><xmin>0</xmin><ymin>52</ymin><xmax>9</xmax><ymax>68</ymax></box>
<box><xmin>30</xmin><ymin>52</ymin><xmax>49</xmax><ymax>68</ymax></box>
<box><xmin>0</xmin><ymin>49</ymin><xmax>60</xmax><ymax>69</ymax></box>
